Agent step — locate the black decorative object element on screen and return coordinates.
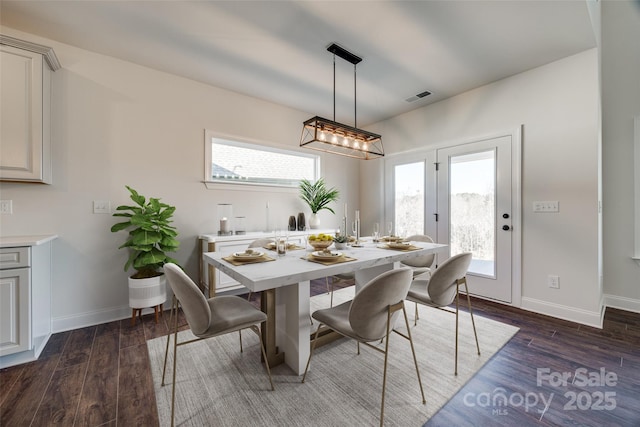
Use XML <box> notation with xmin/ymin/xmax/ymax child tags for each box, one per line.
<box><xmin>297</xmin><ymin>212</ymin><xmax>306</xmax><ymax>230</ymax></box>
<box><xmin>288</xmin><ymin>215</ymin><xmax>297</xmax><ymax>231</ymax></box>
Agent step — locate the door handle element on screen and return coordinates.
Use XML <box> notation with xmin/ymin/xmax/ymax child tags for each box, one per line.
<box><xmin>502</xmin><ymin>225</ymin><xmax>510</xmax><ymax>231</ymax></box>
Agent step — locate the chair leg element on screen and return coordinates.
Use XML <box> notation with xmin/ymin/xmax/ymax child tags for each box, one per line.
<box><xmin>161</xmin><ymin>296</ymin><xmax>177</xmax><ymax>386</ymax></box>
<box><xmin>414</xmin><ymin>301</ymin><xmax>419</xmax><ymax>326</ymax></box>
<box><xmin>170</xmin><ymin>299</ymin><xmax>180</xmax><ymax>427</ymax></box>
<box><xmin>402</xmin><ymin>305</ymin><xmax>426</xmax><ymax>404</ymax></box>
<box><xmin>239</xmin><ymin>329</ymin><xmax>243</xmax><ymax>353</ymax></box>
<box><xmin>455</xmin><ymin>286</ymin><xmax>460</xmax><ymax>376</ymax></box>
<box><xmin>379</xmin><ymin>308</ymin><xmax>394</xmax><ymax>427</ymax></box>
<box><xmin>252</xmin><ymin>325</ymin><xmax>275</xmax><ymax>391</ymax></box>
<box><xmin>302</xmin><ymin>324</ymin><xmax>323</xmax><ymax>382</ymax></box>
<box><xmin>463</xmin><ymin>280</ymin><xmax>481</xmax><ymax>356</ymax></box>
<box><xmin>325</xmin><ymin>277</ymin><xmax>334</xmax><ymax>307</ymax></box>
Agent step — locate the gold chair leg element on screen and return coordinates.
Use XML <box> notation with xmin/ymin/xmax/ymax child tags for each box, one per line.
<box><xmin>302</xmin><ymin>324</ymin><xmax>323</xmax><ymax>382</ymax></box>
<box><xmin>455</xmin><ymin>284</ymin><xmax>460</xmax><ymax>376</ymax></box>
<box><xmin>170</xmin><ymin>298</ymin><xmax>180</xmax><ymax>427</ymax></box>
<box><xmin>379</xmin><ymin>308</ymin><xmax>394</xmax><ymax>427</ymax></box>
<box><xmin>402</xmin><ymin>305</ymin><xmax>426</xmax><ymax>404</ymax></box>
<box><xmin>325</xmin><ymin>276</ymin><xmax>334</xmax><ymax>307</ymax></box>
<box><xmin>161</xmin><ymin>296</ymin><xmax>177</xmax><ymax>386</ymax></box>
<box><xmin>252</xmin><ymin>325</ymin><xmax>275</xmax><ymax>391</ymax></box>
<box><xmin>463</xmin><ymin>279</ymin><xmax>481</xmax><ymax>356</ymax></box>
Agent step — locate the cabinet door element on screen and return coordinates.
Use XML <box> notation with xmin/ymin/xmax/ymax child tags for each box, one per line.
<box><xmin>0</xmin><ymin>268</ymin><xmax>31</xmax><ymax>356</ymax></box>
<box><xmin>0</xmin><ymin>45</ymin><xmax>50</xmax><ymax>183</ymax></box>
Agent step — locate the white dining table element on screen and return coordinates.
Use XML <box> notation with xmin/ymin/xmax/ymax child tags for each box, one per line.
<box><xmin>203</xmin><ymin>239</ymin><xmax>447</xmax><ymax>375</ymax></box>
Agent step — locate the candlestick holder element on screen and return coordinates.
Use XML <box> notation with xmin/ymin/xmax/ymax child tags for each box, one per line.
<box><xmin>217</xmin><ymin>203</ymin><xmax>233</xmax><ymax>235</ymax></box>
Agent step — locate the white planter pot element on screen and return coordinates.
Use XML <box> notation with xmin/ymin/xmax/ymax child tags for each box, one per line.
<box><xmin>309</xmin><ymin>213</ymin><xmax>320</xmax><ymax>229</ymax></box>
<box><xmin>129</xmin><ymin>274</ymin><xmax>166</xmax><ymax>309</ymax></box>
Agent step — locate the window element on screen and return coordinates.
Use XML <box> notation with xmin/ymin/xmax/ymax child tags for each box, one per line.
<box><xmin>394</xmin><ymin>161</ymin><xmax>425</xmax><ymax>237</ymax></box>
<box><xmin>204</xmin><ymin>131</ymin><xmax>320</xmax><ymax>188</ymax></box>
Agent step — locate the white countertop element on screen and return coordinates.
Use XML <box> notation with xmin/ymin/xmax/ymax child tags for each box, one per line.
<box><xmin>0</xmin><ymin>234</ymin><xmax>58</xmax><ymax>248</ymax></box>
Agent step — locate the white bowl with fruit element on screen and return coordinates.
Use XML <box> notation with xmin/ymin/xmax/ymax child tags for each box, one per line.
<box><xmin>307</xmin><ymin>233</ymin><xmax>333</xmax><ymax>250</ymax></box>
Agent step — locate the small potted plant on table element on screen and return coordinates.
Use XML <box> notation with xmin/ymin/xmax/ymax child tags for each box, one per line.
<box><xmin>333</xmin><ymin>234</ymin><xmax>349</xmax><ymax>250</ymax></box>
<box><xmin>111</xmin><ymin>186</ymin><xmax>180</xmax><ymax>325</ymax></box>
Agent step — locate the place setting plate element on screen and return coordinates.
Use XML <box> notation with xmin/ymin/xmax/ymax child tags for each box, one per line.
<box><xmin>232</xmin><ymin>251</ymin><xmax>264</xmax><ymax>260</ymax></box>
<box><xmin>311</xmin><ymin>250</ymin><xmax>343</xmax><ymax>261</ymax></box>
<box><xmin>387</xmin><ymin>241</ymin><xmax>411</xmax><ymax>249</ymax></box>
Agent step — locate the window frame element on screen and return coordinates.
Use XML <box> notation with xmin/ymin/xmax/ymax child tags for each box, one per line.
<box><xmin>203</xmin><ymin>130</ymin><xmax>320</xmax><ymax>191</ymax></box>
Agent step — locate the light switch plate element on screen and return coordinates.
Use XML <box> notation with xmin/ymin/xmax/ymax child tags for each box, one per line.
<box><xmin>0</xmin><ymin>200</ymin><xmax>12</xmax><ymax>214</ymax></box>
<box><xmin>533</xmin><ymin>201</ymin><xmax>559</xmax><ymax>213</ymax></box>
<box><xmin>93</xmin><ymin>200</ymin><xmax>111</xmax><ymax>214</ymax></box>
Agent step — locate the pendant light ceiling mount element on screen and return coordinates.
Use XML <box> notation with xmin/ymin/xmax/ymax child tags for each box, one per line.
<box><xmin>300</xmin><ymin>43</ymin><xmax>383</xmax><ymax>160</ymax></box>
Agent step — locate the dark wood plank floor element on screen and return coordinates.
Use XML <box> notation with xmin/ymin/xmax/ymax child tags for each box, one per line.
<box><xmin>1</xmin><ymin>278</ymin><xmax>638</xmax><ymax>426</ymax></box>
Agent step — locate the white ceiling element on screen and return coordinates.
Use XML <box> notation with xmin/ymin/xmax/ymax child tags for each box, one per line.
<box><xmin>0</xmin><ymin>1</ymin><xmax>596</xmax><ymax>126</ymax></box>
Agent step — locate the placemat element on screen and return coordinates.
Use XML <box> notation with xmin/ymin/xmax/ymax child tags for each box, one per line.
<box><xmin>302</xmin><ymin>254</ymin><xmax>357</xmax><ymax>265</ymax></box>
<box><xmin>222</xmin><ymin>254</ymin><xmax>276</xmax><ymax>266</ymax></box>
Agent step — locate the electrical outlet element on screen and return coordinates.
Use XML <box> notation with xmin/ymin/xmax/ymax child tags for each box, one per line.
<box><xmin>93</xmin><ymin>200</ymin><xmax>111</xmax><ymax>214</ymax></box>
<box><xmin>548</xmin><ymin>275</ymin><xmax>560</xmax><ymax>289</ymax></box>
<box><xmin>0</xmin><ymin>200</ymin><xmax>12</xmax><ymax>214</ymax></box>
<box><xmin>533</xmin><ymin>201</ymin><xmax>559</xmax><ymax>213</ymax></box>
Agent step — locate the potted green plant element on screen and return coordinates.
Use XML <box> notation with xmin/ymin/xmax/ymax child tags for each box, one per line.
<box><xmin>299</xmin><ymin>178</ymin><xmax>340</xmax><ymax>229</ymax></box>
<box><xmin>111</xmin><ymin>186</ymin><xmax>180</xmax><ymax>322</ymax></box>
<box><xmin>333</xmin><ymin>233</ymin><xmax>349</xmax><ymax>250</ymax></box>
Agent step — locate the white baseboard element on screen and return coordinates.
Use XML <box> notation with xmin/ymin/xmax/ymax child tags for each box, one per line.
<box><xmin>603</xmin><ymin>294</ymin><xmax>640</xmax><ymax>314</ymax></box>
<box><xmin>520</xmin><ymin>297</ymin><xmax>604</xmax><ymax>328</ymax></box>
<box><xmin>52</xmin><ymin>304</ymin><xmax>167</xmax><ymax>333</ymax></box>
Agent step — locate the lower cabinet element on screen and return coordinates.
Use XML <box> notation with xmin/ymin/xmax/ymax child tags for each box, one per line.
<box><xmin>0</xmin><ymin>239</ymin><xmax>53</xmax><ymax>368</ymax></box>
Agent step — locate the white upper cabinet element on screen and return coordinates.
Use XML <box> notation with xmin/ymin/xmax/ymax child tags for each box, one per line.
<box><xmin>0</xmin><ymin>36</ymin><xmax>60</xmax><ymax>184</ymax></box>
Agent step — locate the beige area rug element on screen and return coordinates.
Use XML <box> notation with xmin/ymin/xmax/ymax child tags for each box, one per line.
<box><xmin>148</xmin><ymin>287</ymin><xmax>519</xmax><ymax>426</ymax></box>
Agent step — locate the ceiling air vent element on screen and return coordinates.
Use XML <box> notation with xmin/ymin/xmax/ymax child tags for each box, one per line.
<box><xmin>405</xmin><ymin>90</ymin><xmax>432</xmax><ymax>103</ymax></box>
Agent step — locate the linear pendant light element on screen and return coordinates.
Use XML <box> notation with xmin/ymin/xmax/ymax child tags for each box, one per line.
<box><xmin>300</xmin><ymin>43</ymin><xmax>383</xmax><ymax>160</ymax></box>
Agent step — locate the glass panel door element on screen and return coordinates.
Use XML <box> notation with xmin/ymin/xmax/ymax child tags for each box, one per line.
<box><xmin>394</xmin><ymin>162</ymin><xmax>425</xmax><ymax>237</ymax></box>
<box><xmin>450</xmin><ymin>150</ymin><xmax>496</xmax><ymax>277</ymax></box>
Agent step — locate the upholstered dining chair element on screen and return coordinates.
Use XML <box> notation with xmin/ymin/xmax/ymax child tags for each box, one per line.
<box><xmin>400</xmin><ymin>234</ymin><xmax>436</xmax><ymax>279</ymax></box>
<box><xmin>302</xmin><ymin>267</ymin><xmax>425</xmax><ymax>427</ymax></box>
<box><xmin>407</xmin><ymin>252</ymin><xmax>480</xmax><ymax>375</ymax></box>
<box><xmin>161</xmin><ymin>263</ymin><xmax>274</xmax><ymax>427</ymax></box>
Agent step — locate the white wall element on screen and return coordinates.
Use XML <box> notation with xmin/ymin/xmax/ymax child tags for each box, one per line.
<box><xmin>0</xmin><ymin>28</ymin><xmax>360</xmax><ymax>330</ymax></box>
<box><xmin>364</xmin><ymin>49</ymin><xmax>602</xmax><ymax>326</ymax></box>
<box><xmin>601</xmin><ymin>1</ymin><xmax>640</xmax><ymax>312</ymax></box>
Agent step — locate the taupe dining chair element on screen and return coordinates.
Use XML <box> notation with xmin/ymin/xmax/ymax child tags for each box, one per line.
<box><xmin>302</xmin><ymin>267</ymin><xmax>425</xmax><ymax>427</ymax></box>
<box><xmin>161</xmin><ymin>263</ymin><xmax>274</xmax><ymax>427</ymax></box>
<box><xmin>400</xmin><ymin>234</ymin><xmax>436</xmax><ymax>279</ymax></box>
<box><xmin>407</xmin><ymin>252</ymin><xmax>480</xmax><ymax>375</ymax></box>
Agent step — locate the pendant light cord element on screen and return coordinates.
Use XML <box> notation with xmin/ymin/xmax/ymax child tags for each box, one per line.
<box><xmin>333</xmin><ymin>53</ymin><xmax>336</xmax><ymax>122</ymax></box>
<box><xmin>354</xmin><ymin>63</ymin><xmax>357</xmax><ymax>129</ymax></box>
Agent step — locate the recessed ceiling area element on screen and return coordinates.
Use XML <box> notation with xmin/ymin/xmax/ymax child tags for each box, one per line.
<box><xmin>0</xmin><ymin>1</ymin><xmax>596</xmax><ymax>126</ymax></box>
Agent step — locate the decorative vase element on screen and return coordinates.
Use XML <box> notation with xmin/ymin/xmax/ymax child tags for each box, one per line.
<box><xmin>297</xmin><ymin>212</ymin><xmax>306</xmax><ymax>231</ymax></box>
<box><xmin>288</xmin><ymin>215</ymin><xmax>297</xmax><ymax>231</ymax></box>
<box><xmin>309</xmin><ymin>213</ymin><xmax>320</xmax><ymax>229</ymax></box>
